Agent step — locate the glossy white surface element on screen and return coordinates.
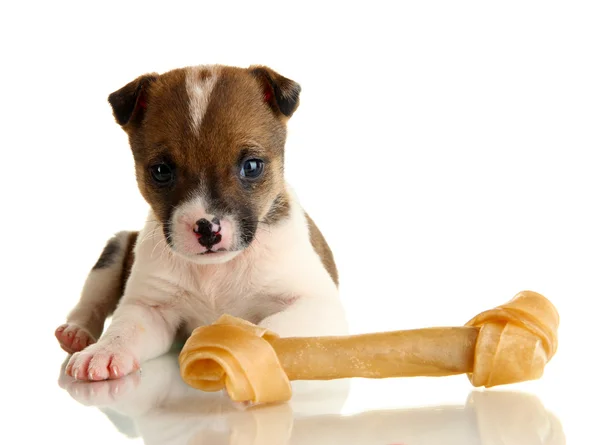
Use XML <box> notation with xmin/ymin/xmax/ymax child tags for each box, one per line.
<box><xmin>50</xmin><ymin>352</ymin><xmax>564</xmax><ymax>445</ymax></box>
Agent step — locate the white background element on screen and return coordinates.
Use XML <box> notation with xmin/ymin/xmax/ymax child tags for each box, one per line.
<box><xmin>1</xmin><ymin>1</ymin><xmax>598</xmax><ymax>443</ymax></box>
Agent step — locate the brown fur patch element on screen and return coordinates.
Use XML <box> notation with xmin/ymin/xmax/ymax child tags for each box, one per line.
<box><xmin>305</xmin><ymin>213</ymin><xmax>339</xmax><ymax>286</ymax></box>
<box><xmin>120</xmin><ymin>231</ymin><xmax>138</xmax><ymax>295</ymax></box>
<box><xmin>92</xmin><ymin>236</ymin><xmax>122</xmax><ymax>270</ymax></box>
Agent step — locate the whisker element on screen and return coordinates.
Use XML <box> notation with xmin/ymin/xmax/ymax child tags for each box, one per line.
<box><xmin>159</xmin><ymin>240</ymin><xmax>171</xmax><ymax>261</ymax></box>
<box><xmin>137</xmin><ymin>230</ymin><xmax>156</xmax><ymax>246</ymax></box>
<box><xmin>150</xmin><ymin>239</ymin><xmax>163</xmax><ymax>259</ymax></box>
<box><xmin>138</xmin><ymin>223</ymin><xmax>161</xmax><ymax>246</ymax></box>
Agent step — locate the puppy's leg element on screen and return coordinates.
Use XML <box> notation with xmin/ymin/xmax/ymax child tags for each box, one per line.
<box><xmin>55</xmin><ymin>231</ymin><xmax>137</xmax><ymax>354</ymax></box>
<box><xmin>65</xmin><ymin>287</ymin><xmax>181</xmax><ymax>381</ymax></box>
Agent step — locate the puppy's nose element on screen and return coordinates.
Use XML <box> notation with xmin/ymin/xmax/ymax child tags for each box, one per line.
<box><xmin>194</xmin><ymin>217</ymin><xmax>222</xmax><ymax>249</ymax></box>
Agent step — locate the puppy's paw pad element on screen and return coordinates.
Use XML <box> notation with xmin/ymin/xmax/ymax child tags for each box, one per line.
<box><xmin>66</xmin><ymin>344</ymin><xmax>140</xmax><ymax>381</ymax></box>
<box><xmin>55</xmin><ymin>323</ymin><xmax>96</xmax><ymax>354</ymax></box>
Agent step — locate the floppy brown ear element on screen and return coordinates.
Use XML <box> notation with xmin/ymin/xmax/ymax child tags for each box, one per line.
<box><xmin>107</xmin><ymin>74</ymin><xmax>158</xmax><ymax>126</ymax></box>
<box><xmin>249</xmin><ymin>65</ymin><xmax>301</xmax><ymax>118</ymax></box>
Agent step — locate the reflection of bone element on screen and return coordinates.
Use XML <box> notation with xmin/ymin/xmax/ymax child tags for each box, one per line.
<box><xmin>179</xmin><ymin>290</ymin><xmax>559</xmax><ymax>404</ymax></box>
<box><xmin>59</xmin><ymin>352</ymin><xmax>565</xmax><ymax>445</ymax></box>
<box><xmin>217</xmin><ymin>391</ymin><xmax>565</xmax><ymax>445</ymax></box>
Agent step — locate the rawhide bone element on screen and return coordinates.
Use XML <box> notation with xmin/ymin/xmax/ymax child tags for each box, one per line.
<box><xmin>179</xmin><ymin>290</ymin><xmax>559</xmax><ymax>404</ymax></box>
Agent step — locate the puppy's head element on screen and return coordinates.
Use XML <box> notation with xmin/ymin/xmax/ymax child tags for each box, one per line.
<box><xmin>108</xmin><ymin>64</ymin><xmax>300</xmax><ymax>264</ymax></box>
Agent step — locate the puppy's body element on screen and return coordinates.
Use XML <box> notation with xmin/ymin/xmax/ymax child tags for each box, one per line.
<box><xmin>56</xmin><ymin>64</ymin><xmax>347</xmax><ymax>381</ymax></box>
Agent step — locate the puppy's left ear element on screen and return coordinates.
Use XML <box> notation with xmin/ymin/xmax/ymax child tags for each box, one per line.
<box><xmin>249</xmin><ymin>65</ymin><xmax>301</xmax><ymax>118</ymax></box>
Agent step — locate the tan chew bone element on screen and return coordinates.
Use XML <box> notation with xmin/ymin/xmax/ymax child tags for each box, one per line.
<box><xmin>178</xmin><ymin>290</ymin><xmax>559</xmax><ymax>404</ymax></box>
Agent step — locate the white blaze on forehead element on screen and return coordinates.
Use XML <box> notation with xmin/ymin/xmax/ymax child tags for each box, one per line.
<box><xmin>186</xmin><ymin>65</ymin><xmax>219</xmax><ymax>131</ymax></box>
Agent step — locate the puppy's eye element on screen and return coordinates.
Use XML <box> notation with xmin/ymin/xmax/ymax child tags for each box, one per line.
<box><xmin>149</xmin><ymin>163</ymin><xmax>175</xmax><ymax>185</ymax></box>
<box><xmin>240</xmin><ymin>158</ymin><xmax>264</xmax><ymax>180</ymax></box>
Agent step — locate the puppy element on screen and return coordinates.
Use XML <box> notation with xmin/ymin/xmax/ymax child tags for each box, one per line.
<box><xmin>55</xmin><ymin>64</ymin><xmax>348</xmax><ymax>381</ymax></box>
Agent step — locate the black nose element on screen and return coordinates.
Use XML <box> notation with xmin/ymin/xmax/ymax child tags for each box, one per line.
<box><xmin>194</xmin><ymin>218</ymin><xmax>222</xmax><ymax>249</ymax></box>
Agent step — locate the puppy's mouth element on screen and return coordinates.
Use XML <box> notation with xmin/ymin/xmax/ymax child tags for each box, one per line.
<box><xmin>198</xmin><ymin>248</ymin><xmax>228</xmax><ymax>256</ymax></box>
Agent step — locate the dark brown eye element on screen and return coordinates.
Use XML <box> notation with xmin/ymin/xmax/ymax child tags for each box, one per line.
<box><xmin>240</xmin><ymin>158</ymin><xmax>264</xmax><ymax>180</ymax></box>
<box><xmin>149</xmin><ymin>163</ymin><xmax>175</xmax><ymax>185</ymax></box>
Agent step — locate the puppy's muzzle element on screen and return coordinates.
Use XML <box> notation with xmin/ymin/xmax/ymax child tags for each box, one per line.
<box><xmin>193</xmin><ymin>217</ymin><xmax>222</xmax><ymax>250</ymax></box>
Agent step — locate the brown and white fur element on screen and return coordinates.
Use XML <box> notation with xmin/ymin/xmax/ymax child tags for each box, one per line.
<box><xmin>55</xmin><ymin>64</ymin><xmax>347</xmax><ymax>381</ymax></box>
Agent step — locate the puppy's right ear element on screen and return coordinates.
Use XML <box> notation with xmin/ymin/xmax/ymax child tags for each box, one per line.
<box><xmin>108</xmin><ymin>74</ymin><xmax>158</xmax><ymax>127</ymax></box>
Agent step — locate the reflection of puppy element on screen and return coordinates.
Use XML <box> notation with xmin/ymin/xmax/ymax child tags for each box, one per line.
<box><xmin>59</xmin><ymin>354</ymin><xmax>565</xmax><ymax>445</ymax></box>
<box><xmin>58</xmin><ymin>353</ymin><xmax>351</xmax><ymax>445</ymax></box>
<box><xmin>55</xmin><ymin>64</ymin><xmax>348</xmax><ymax>380</ymax></box>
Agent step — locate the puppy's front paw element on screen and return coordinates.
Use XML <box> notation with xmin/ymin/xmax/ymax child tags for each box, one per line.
<box><xmin>66</xmin><ymin>342</ymin><xmax>140</xmax><ymax>381</ymax></box>
<box><xmin>55</xmin><ymin>323</ymin><xmax>96</xmax><ymax>354</ymax></box>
